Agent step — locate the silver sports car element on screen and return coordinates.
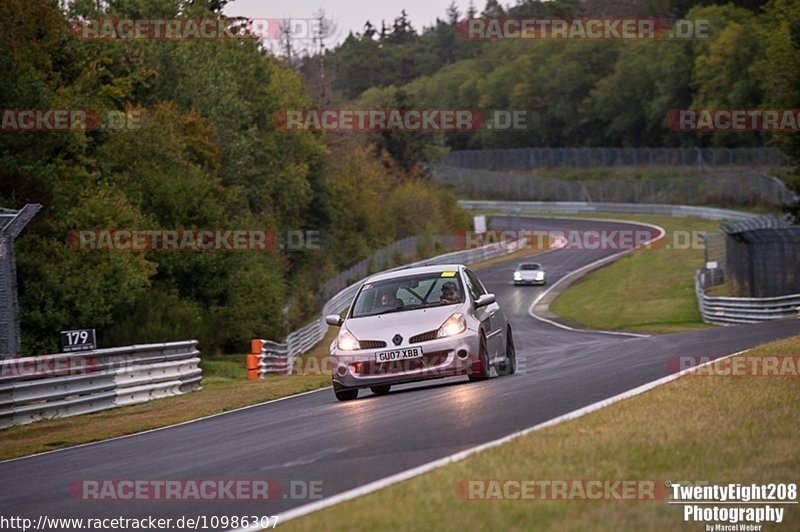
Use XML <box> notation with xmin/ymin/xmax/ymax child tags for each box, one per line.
<box><xmin>326</xmin><ymin>264</ymin><xmax>516</xmax><ymax>401</ymax></box>
<box><xmin>513</xmin><ymin>262</ymin><xmax>546</xmax><ymax>286</ymax></box>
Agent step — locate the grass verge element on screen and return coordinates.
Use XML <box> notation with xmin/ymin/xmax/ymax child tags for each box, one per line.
<box><xmin>541</xmin><ymin>214</ymin><xmax>723</xmax><ymax>333</ymax></box>
<box><xmin>705</xmin><ymin>281</ymin><xmax>735</xmax><ymax>297</ymax></box>
<box><xmin>286</xmin><ymin>335</ymin><xmax>800</xmax><ymax>531</ymax></box>
<box><xmin>521</xmin><ymin>165</ymin><xmax>787</xmax><ymax>187</ymax></box>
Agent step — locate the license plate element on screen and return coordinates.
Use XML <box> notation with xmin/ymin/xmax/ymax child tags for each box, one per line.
<box><xmin>375</xmin><ymin>347</ymin><xmax>423</xmax><ymax>363</ymax></box>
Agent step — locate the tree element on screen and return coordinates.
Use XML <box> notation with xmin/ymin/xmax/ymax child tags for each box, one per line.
<box><xmin>755</xmin><ymin>0</ymin><xmax>800</xmax><ymax>220</ymax></box>
<box><xmin>591</xmin><ymin>40</ymin><xmax>693</xmax><ymax>146</ymax></box>
<box><xmin>359</xmin><ymin>88</ymin><xmax>435</xmax><ymax>173</ymax></box>
<box><xmin>482</xmin><ymin>0</ymin><xmax>505</xmax><ymax>18</ymax></box>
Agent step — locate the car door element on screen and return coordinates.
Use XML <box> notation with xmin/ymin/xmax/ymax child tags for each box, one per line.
<box><xmin>464</xmin><ymin>268</ymin><xmax>504</xmax><ymax>360</ymax></box>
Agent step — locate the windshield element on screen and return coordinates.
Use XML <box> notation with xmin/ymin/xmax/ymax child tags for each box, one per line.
<box><xmin>350</xmin><ymin>272</ymin><xmax>465</xmax><ymax>318</ymax></box>
<box><xmin>520</xmin><ymin>264</ymin><xmax>541</xmax><ymax>271</ymax></box>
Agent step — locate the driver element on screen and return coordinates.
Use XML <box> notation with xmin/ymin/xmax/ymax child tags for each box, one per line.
<box><xmin>440</xmin><ymin>281</ymin><xmax>460</xmax><ymax>304</ymax></box>
<box><xmin>377</xmin><ymin>288</ymin><xmax>401</xmax><ymax>309</ymax></box>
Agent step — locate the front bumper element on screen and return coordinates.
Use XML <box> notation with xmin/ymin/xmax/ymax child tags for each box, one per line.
<box><xmin>514</xmin><ymin>278</ymin><xmax>546</xmax><ymax>285</ymax></box>
<box><xmin>330</xmin><ymin>331</ymin><xmax>481</xmax><ymax>389</ymax></box>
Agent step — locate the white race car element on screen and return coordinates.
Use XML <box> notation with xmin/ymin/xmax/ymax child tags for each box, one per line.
<box><xmin>326</xmin><ymin>264</ymin><xmax>516</xmax><ymax>401</ymax></box>
<box><xmin>513</xmin><ymin>262</ymin><xmax>546</xmax><ymax>286</ymax></box>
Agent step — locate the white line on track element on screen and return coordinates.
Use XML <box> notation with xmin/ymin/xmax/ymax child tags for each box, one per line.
<box><xmin>232</xmin><ymin>348</ymin><xmax>746</xmax><ymax>531</ymax></box>
<box><xmin>522</xmin><ymin>216</ymin><xmax>667</xmax><ymax>338</ymax></box>
<box><xmin>0</xmin><ymin>387</ymin><xmax>331</xmax><ymax>465</ymax></box>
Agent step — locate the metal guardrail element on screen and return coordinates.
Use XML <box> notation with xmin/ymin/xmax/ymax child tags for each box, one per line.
<box><xmin>695</xmin><ymin>270</ymin><xmax>800</xmax><ymax>326</ymax></box>
<box><xmin>435</xmin><ymin>166</ymin><xmax>796</xmax><ymax>207</ymax></box>
<box><xmin>319</xmin><ymin>236</ymin><xmax>423</xmax><ymax>302</ymax></box>
<box><xmin>444</xmin><ymin>147</ymin><xmax>786</xmax><ymax>170</ymax></box>
<box><xmin>458</xmin><ymin>200</ymin><xmax>760</xmax><ymax>221</ymax></box>
<box><xmin>0</xmin><ymin>341</ymin><xmax>201</xmax><ymax>428</ymax></box>
<box><xmin>248</xmin><ymin>340</ymin><xmax>291</xmax><ymax>376</ymax></box>
<box><xmin>247</xmin><ymin>239</ymin><xmax>524</xmax><ymax>378</ymax></box>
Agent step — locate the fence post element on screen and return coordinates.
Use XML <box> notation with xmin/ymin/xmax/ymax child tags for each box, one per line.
<box><xmin>0</xmin><ymin>203</ymin><xmax>42</xmax><ymax>356</ymax></box>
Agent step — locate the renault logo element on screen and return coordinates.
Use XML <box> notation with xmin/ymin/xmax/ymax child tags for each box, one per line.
<box><xmin>392</xmin><ymin>334</ymin><xmax>403</xmax><ymax>346</ymax></box>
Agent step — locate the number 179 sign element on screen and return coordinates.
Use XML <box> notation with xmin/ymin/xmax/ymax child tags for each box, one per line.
<box><xmin>60</xmin><ymin>329</ymin><xmax>97</xmax><ymax>352</ymax></box>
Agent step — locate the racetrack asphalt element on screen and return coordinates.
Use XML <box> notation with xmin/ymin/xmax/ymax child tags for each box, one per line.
<box><xmin>1</xmin><ymin>216</ymin><xmax>797</xmax><ymax>530</ymax></box>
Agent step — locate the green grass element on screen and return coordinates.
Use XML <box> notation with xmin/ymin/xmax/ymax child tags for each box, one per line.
<box><xmin>705</xmin><ymin>281</ymin><xmax>735</xmax><ymax>297</ymax></box>
<box><xmin>519</xmin><ymin>166</ymin><xmax>788</xmax><ymax>183</ymax></box>
<box><xmin>286</xmin><ymin>336</ymin><xmax>800</xmax><ymax>531</ymax></box>
<box><xmin>542</xmin><ymin>214</ymin><xmax>723</xmax><ymax>333</ymax></box>
<box><xmin>533</xmin><ymin>166</ymin><xmax>707</xmax><ymax>181</ymax></box>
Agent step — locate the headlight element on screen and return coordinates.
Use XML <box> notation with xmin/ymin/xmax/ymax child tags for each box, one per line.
<box><xmin>535</xmin><ymin>271</ymin><xmax>545</xmax><ymax>280</ymax></box>
<box><xmin>513</xmin><ymin>272</ymin><xmax>522</xmax><ymax>281</ymax></box>
<box><xmin>337</xmin><ymin>328</ymin><xmax>360</xmax><ymax>351</ymax></box>
<box><xmin>438</xmin><ymin>313</ymin><xmax>467</xmax><ymax>338</ymax></box>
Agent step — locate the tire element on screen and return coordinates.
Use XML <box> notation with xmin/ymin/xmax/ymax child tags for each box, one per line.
<box><xmin>370</xmin><ymin>384</ymin><xmax>391</xmax><ymax>396</ymax></box>
<box><xmin>497</xmin><ymin>328</ymin><xmax>516</xmax><ymax>376</ymax></box>
<box><xmin>468</xmin><ymin>335</ymin><xmax>490</xmax><ymax>381</ymax></box>
<box><xmin>333</xmin><ymin>381</ymin><xmax>358</xmax><ymax>401</ymax></box>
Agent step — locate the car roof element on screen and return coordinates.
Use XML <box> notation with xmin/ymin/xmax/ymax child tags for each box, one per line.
<box><xmin>365</xmin><ymin>264</ymin><xmax>465</xmax><ymax>283</ymax></box>
<box><xmin>518</xmin><ymin>262</ymin><xmax>541</xmax><ymax>267</ymax></box>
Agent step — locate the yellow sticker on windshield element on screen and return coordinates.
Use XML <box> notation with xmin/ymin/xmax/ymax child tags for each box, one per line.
<box><xmin>441</xmin><ymin>271</ymin><xmax>456</xmax><ymax>277</ymax></box>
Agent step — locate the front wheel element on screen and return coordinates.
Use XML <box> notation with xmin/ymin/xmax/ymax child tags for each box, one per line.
<box><xmin>468</xmin><ymin>335</ymin><xmax>490</xmax><ymax>381</ymax></box>
<box><xmin>497</xmin><ymin>328</ymin><xmax>516</xmax><ymax>376</ymax></box>
<box><xmin>333</xmin><ymin>381</ymin><xmax>358</xmax><ymax>401</ymax></box>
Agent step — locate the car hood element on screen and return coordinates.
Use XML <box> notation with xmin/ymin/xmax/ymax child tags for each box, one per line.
<box><xmin>345</xmin><ymin>305</ymin><xmax>464</xmax><ymax>341</ymax></box>
<box><xmin>518</xmin><ymin>270</ymin><xmax>543</xmax><ymax>279</ymax></box>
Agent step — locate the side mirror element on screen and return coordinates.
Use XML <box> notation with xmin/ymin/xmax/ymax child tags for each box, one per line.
<box><xmin>474</xmin><ymin>293</ymin><xmax>496</xmax><ymax>308</ymax></box>
<box><xmin>325</xmin><ymin>314</ymin><xmax>344</xmax><ymax>327</ymax></box>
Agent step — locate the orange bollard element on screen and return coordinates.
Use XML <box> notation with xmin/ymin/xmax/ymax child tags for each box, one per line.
<box><xmin>247</xmin><ymin>339</ymin><xmax>264</xmax><ymax>379</ymax></box>
<box><xmin>250</xmin><ymin>339</ymin><xmax>263</xmax><ymax>355</ymax></box>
